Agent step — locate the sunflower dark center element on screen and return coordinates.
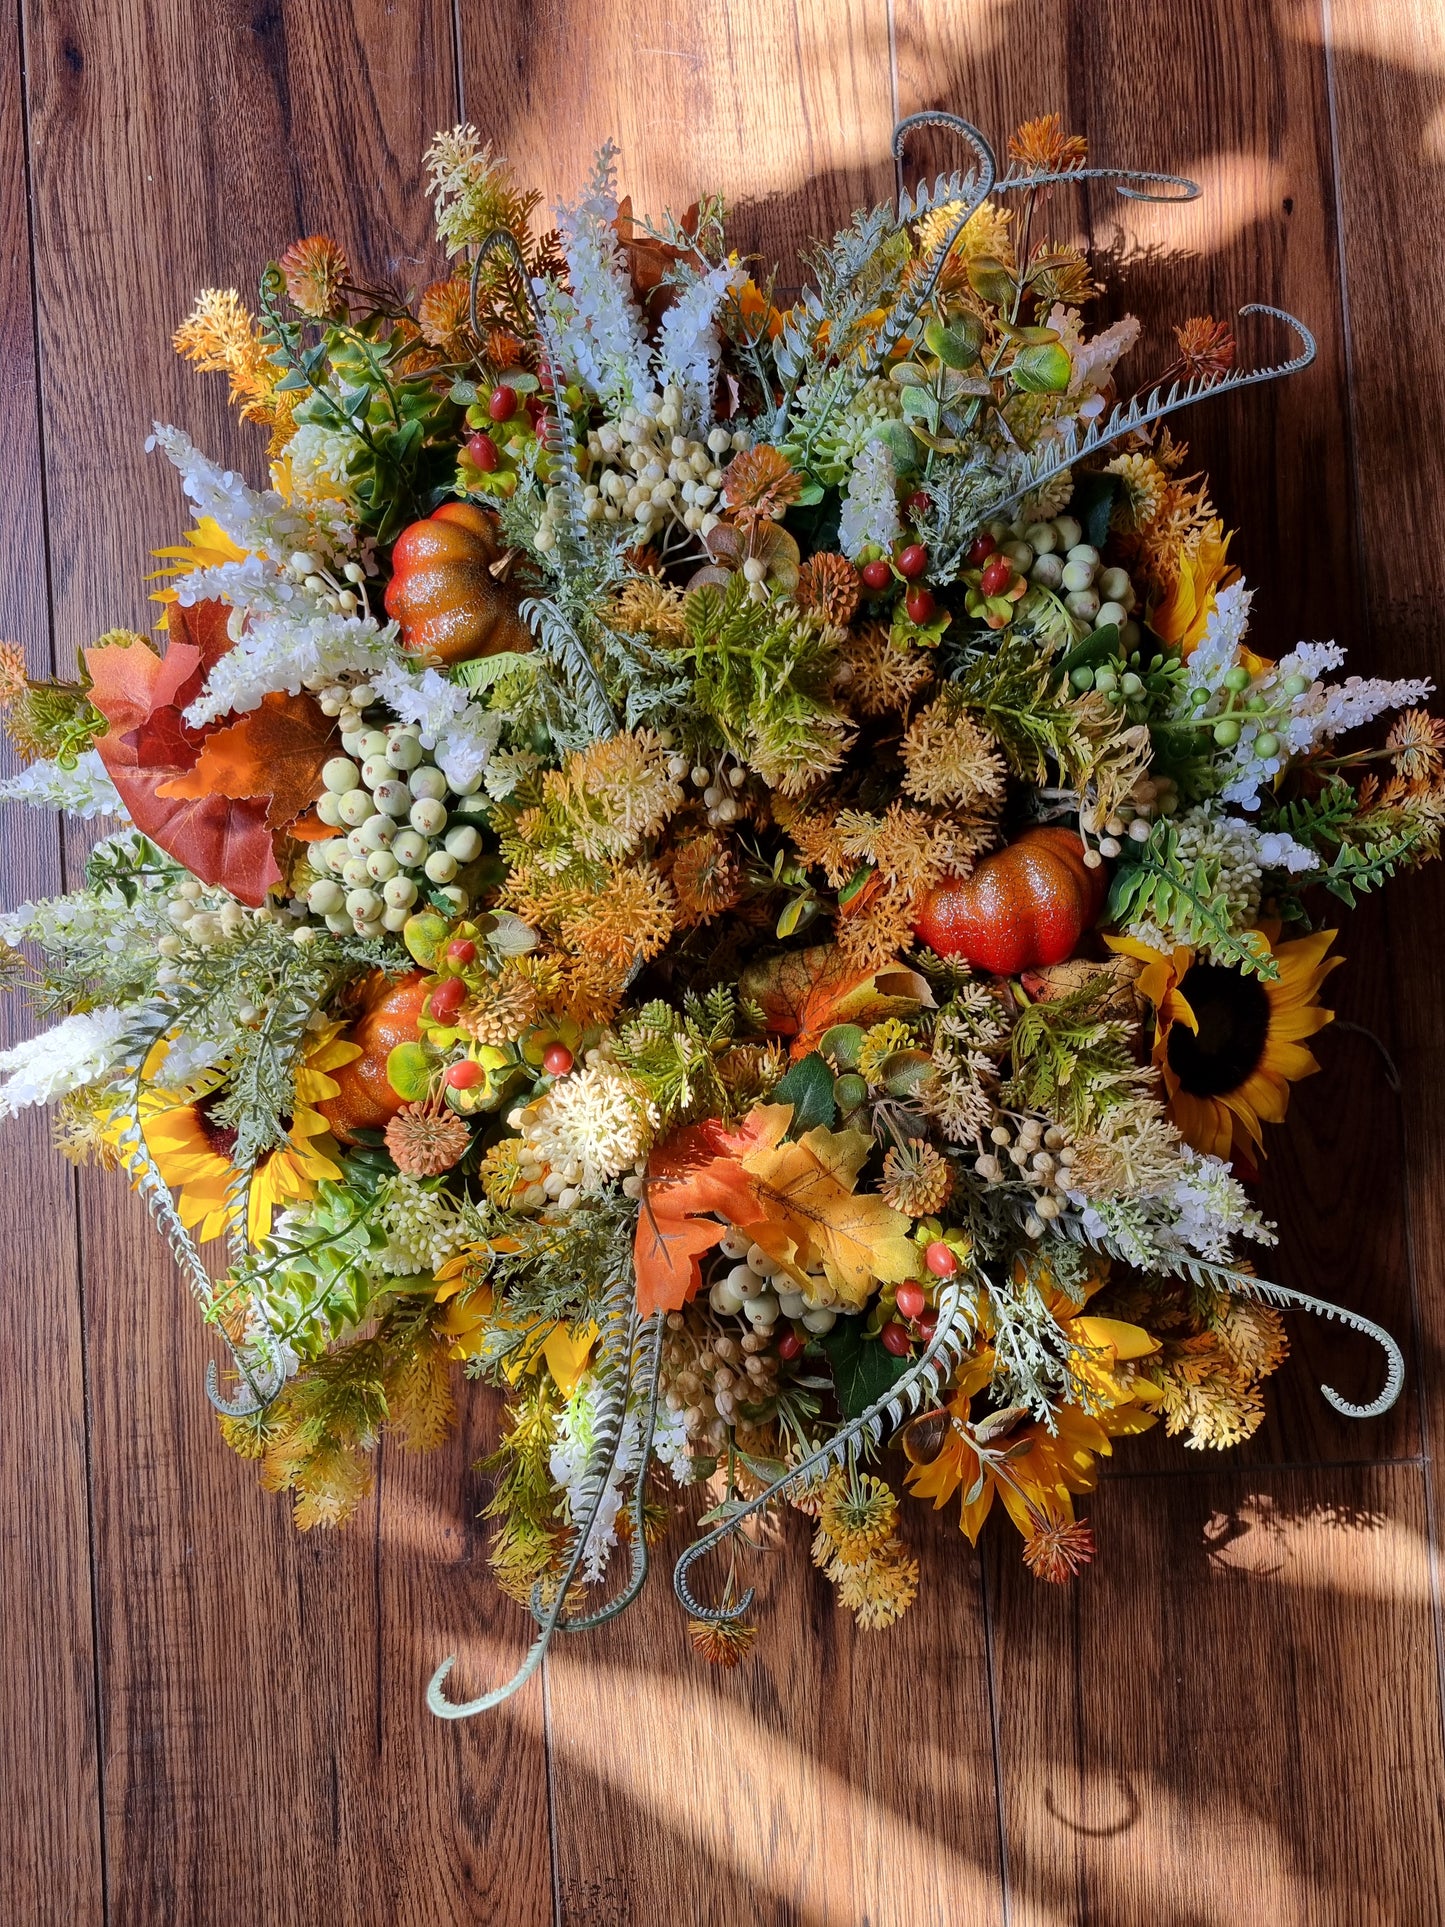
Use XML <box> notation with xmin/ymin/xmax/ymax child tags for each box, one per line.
<box><xmin>1165</xmin><ymin>962</ymin><xmax>1273</xmax><ymax>1098</ymax></box>
<box><xmin>195</xmin><ymin>1092</ymin><xmax>239</xmax><ymax>1161</ymax></box>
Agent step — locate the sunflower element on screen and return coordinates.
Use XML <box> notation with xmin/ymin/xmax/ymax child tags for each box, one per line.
<box><xmin>905</xmin><ymin>1265</ymin><xmax>1159</xmax><ymax>1550</ymax></box>
<box><xmin>1108</xmin><ymin>929</ymin><xmax>1341</xmax><ymax>1165</ymax></box>
<box><xmin>143</xmin><ymin>1023</ymin><xmax>360</xmax><ymax>1244</ymax></box>
<box><xmin>1148</xmin><ymin>518</ymin><xmax>1235</xmax><ymax>656</ymax></box>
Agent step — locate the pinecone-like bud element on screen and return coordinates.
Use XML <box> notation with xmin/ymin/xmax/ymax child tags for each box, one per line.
<box><xmin>384</xmin><ymin>1104</ymin><xmax>471</xmax><ymax>1176</ymax></box>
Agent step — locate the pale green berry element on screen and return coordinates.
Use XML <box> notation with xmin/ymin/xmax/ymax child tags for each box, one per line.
<box><xmin>337</xmin><ymin>788</ymin><xmax>376</xmax><ymax>826</ymax></box>
<box><xmin>322</xmin><ymin>757</ymin><xmax>359</xmax><ymax>793</ymax></box>
<box><xmin>410</xmin><ymin>797</ymin><xmax>448</xmax><ymax>837</ymax></box>
<box><xmin>424</xmin><ymin>850</ymin><xmax>459</xmax><ymax>884</ymax></box>
<box><xmin>366</xmin><ymin>849</ymin><xmax>399</xmax><ymax>882</ymax></box>
<box><xmin>382</xmin><ymin>875</ymin><xmax>418</xmax><ymax>909</ymax></box>
<box><xmin>444</xmin><ymin>825</ymin><xmax>482</xmax><ymax>861</ymax></box>
<box><xmin>391</xmin><ymin>830</ymin><xmax>427</xmax><ymax>867</ymax></box>
<box><xmin>410</xmin><ymin>766</ymin><xmax>448</xmax><ymax>802</ymax></box>
<box><xmin>306</xmin><ymin>880</ymin><xmax>344</xmax><ymax>916</ymax></box>
<box><xmin>371</xmin><ymin>780</ymin><xmax>412</xmax><ymax>818</ymax></box>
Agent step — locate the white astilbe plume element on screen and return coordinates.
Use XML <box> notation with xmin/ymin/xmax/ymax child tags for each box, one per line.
<box><xmin>370</xmin><ymin>661</ymin><xmax>503</xmax><ymax>790</ymax></box>
<box><xmin>0</xmin><ymin>1005</ymin><xmax>131</xmax><ymax>1117</ymax></box>
<box><xmin>184</xmin><ymin>609</ymin><xmax>397</xmax><ymax>726</ymax></box>
<box><xmin>654</xmin><ymin>261</ymin><xmax>744</xmax><ymax>430</ymax></box>
<box><xmin>838</xmin><ymin>437</ymin><xmax>900</xmax><ymax>558</ymax></box>
<box><xmin>535</xmin><ymin>143</ymin><xmax>651</xmax><ymax>413</ymax></box>
<box><xmin>1182</xmin><ymin>578</ymin><xmax>1255</xmax><ymax>694</ymax></box>
<box><xmin>0</xmin><ymin>750</ymin><xmax>127</xmax><ymax>821</ymax></box>
<box><xmin>146</xmin><ymin>423</ymin><xmax>320</xmax><ymax>565</ymax></box>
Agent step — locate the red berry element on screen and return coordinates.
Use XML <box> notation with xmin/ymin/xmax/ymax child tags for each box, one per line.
<box><xmin>905</xmin><ymin>587</ymin><xmax>936</xmax><ymax>626</ymax></box>
<box><xmin>488</xmin><ymin>385</ymin><xmax>518</xmax><ymax>423</ymax></box>
<box><xmin>860</xmin><ymin>558</ymin><xmax>892</xmax><ymax>592</ymax></box>
<box><xmin>447</xmin><ymin>938</ymin><xmax>478</xmax><ymax>965</ymax></box>
<box><xmin>907</xmin><ymin>489</ymin><xmax>931</xmax><ymax>516</ymax></box>
<box><xmin>542</xmin><ymin>1043</ymin><xmax>574</xmax><ymax>1077</ymax></box>
<box><xmin>777</xmin><ymin>1328</ymin><xmax>806</xmax><ymax>1361</ymax></box>
<box><xmin>429</xmin><ymin>976</ymin><xmax>466</xmax><ymax>1022</ymax></box>
<box><xmin>925</xmin><ymin>1240</ymin><xmax>959</xmax><ymax>1279</ymax></box>
<box><xmin>895</xmin><ymin>1281</ymin><xmax>927</xmax><ymax>1321</ymax></box>
<box><xmin>881</xmin><ymin>1320</ymin><xmax>913</xmax><ymax>1357</ymax></box>
<box><xmin>445</xmin><ymin>1059</ymin><xmax>483</xmax><ymax>1089</ymax></box>
<box><xmin>466</xmin><ymin>431</ymin><xmax>499</xmax><ymax>473</ymax></box>
<box><xmin>918</xmin><ymin>1314</ymin><xmax>938</xmax><ymax>1343</ymax></box>
<box><xmin>967</xmin><ymin>532</ymin><xmax>997</xmax><ymax>565</ymax></box>
<box><xmin>896</xmin><ymin>542</ymin><xmax>929</xmax><ymax>580</ymax></box>
<box><xmin>980</xmin><ymin>555</ymin><xmax>1013</xmax><ymax>597</ymax></box>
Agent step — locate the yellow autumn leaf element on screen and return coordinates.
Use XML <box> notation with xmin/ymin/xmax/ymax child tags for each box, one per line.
<box><xmin>739</xmin><ymin>1121</ymin><xmax>919</xmax><ymax>1305</ymax></box>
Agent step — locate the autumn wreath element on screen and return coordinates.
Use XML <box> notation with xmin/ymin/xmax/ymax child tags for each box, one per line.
<box><xmin>0</xmin><ymin>112</ymin><xmax>1431</xmax><ymax>1717</ymax></box>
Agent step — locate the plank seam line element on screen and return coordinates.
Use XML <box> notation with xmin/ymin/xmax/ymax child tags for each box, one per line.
<box><xmin>11</xmin><ymin>2</ymin><xmax>111</xmax><ymax>1918</ymax></box>
<box><xmin>1101</xmin><ymin>1453</ymin><xmax>1426</xmax><ymax>1483</ymax></box>
<box><xmin>542</xmin><ymin>1654</ymin><xmax>563</xmax><ymax>1927</ymax></box>
<box><xmin>978</xmin><ymin>1550</ymin><xmax>1012</xmax><ymax>1921</ymax></box>
<box><xmin>1319</xmin><ymin>0</ymin><xmax>1445</xmax><ymax>1767</ymax></box>
<box><xmin>886</xmin><ymin>0</ymin><xmax>901</xmax><ymax>204</ymax></box>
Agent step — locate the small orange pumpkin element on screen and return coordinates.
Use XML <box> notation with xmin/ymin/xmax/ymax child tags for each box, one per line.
<box><xmin>912</xmin><ymin>828</ymin><xmax>1108</xmax><ymax>976</ymax></box>
<box><xmin>317</xmin><ymin>971</ymin><xmax>430</xmax><ymax>1142</ymax></box>
<box><xmin>383</xmin><ymin>501</ymin><xmax>532</xmax><ymax>664</ymax></box>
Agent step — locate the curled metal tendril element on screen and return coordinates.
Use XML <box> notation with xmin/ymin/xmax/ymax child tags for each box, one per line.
<box><xmin>1200</xmin><ymin>1266</ymin><xmax>1404</xmax><ymax>1421</ymax></box>
<box><xmin>995</xmin><ymin>163</ymin><xmax>1201</xmax><ymax>203</ymax></box>
<box><xmin>673</xmin><ymin>1280</ymin><xmax>967</xmax><ymax>1624</ymax></box>
<box><xmin>428</xmin><ymin>1286</ymin><xmax>643</xmax><ymax>1721</ymax></box>
<box><xmin>891</xmin><ymin>108</ymin><xmax>997</xmax><ymax>185</ymax></box>
<box><xmin>980</xmin><ymin>302</ymin><xmax>1317</xmax><ymax>521</ymax></box>
<box><xmin>545</xmin><ymin>1312</ymin><xmax>664</xmax><ymax>1635</ymax></box>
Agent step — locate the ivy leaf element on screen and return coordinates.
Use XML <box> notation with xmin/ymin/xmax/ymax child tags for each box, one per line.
<box><xmin>772</xmin><ymin>1051</ymin><xmax>837</xmax><ymax>1135</ymax></box>
<box><xmin>819</xmin><ymin>1316</ymin><xmax>911</xmax><ymax>1419</ymax></box>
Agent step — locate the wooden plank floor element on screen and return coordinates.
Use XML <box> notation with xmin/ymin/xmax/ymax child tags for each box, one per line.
<box><xmin>4</xmin><ymin>2</ymin><xmax>1444</xmax><ymax>1920</ymax></box>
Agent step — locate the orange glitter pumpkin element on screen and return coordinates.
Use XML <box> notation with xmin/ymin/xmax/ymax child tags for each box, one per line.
<box><xmin>383</xmin><ymin>501</ymin><xmax>532</xmax><ymax>664</ymax></box>
<box><xmin>912</xmin><ymin>828</ymin><xmax>1108</xmax><ymax>976</ymax></box>
<box><xmin>316</xmin><ymin>971</ymin><xmax>430</xmax><ymax>1142</ymax></box>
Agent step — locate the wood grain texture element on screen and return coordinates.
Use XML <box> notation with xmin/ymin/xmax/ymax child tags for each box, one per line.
<box><xmin>18</xmin><ymin>2</ymin><xmax>548</xmax><ymax>1920</ymax></box>
<box><xmin>547</xmin><ymin>1504</ymin><xmax>1004</xmax><ymax>1926</ymax></box>
<box><xmin>6</xmin><ymin>1</ymin><xmax>1445</xmax><ymax>1922</ymax></box>
<box><xmin>0</xmin><ymin>4</ymin><xmax>103</xmax><ymax>1921</ymax></box>
<box><xmin>1325</xmin><ymin>0</ymin><xmax>1445</xmax><ymax>1705</ymax></box>
<box><xmin>463</xmin><ymin>0</ymin><xmax>899</xmax><ymax>279</ymax></box>
<box><xmin>988</xmin><ymin>1464</ymin><xmax>1445</xmax><ymax>1924</ymax></box>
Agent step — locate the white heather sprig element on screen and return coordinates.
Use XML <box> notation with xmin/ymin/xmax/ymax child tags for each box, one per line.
<box><xmin>146</xmin><ymin>423</ymin><xmax>318</xmax><ymax>564</ymax></box>
<box><xmin>0</xmin><ymin>1005</ymin><xmax>132</xmax><ymax>1117</ymax></box>
<box><xmin>654</xmin><ymin>262</ymin><xmax>744</xmax><ymax>431</ymax></box>
<box><xmin>185</xmin><ymin>609</ymin><xmax>397</xmax><ymax>726</ymax></box>
<box><xmin>537</xmin><ymin>143</ymin><xmax>651</xmax><ymax>413</ymax></box>
<box><xmin>370</xmin><ymin>661</ymin><xmax>502</xmax><ymax>791</ymax></box>
<box><xmin>1182</xmin><ymin>579</ymin><xmax>1255</xmax><ymax>696</ymax></box>
<box><xmin>838</xmin><ymin>437</ymin><xmax>900</xmax><ymax>558</ymax></box>
<box><xmin>0</xmin><ymin>750</ymin><xmax>127</xmax><ymax>821</ymax></box>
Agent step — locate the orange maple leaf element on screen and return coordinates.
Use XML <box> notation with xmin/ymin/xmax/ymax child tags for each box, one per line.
<box><xmin>85</xmin><ymin>600</ymin><xmax>283</xmax><ymax>906</ymax></box>
<box><xmin>157</xmin><ymin>689</ymin><xmax>337</xmax><ymax>830</ymax></box>
<box><xmin>739</xmin><ymin>944</ymin><xmax>935</xmax><ymax>1058</ymax></box>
